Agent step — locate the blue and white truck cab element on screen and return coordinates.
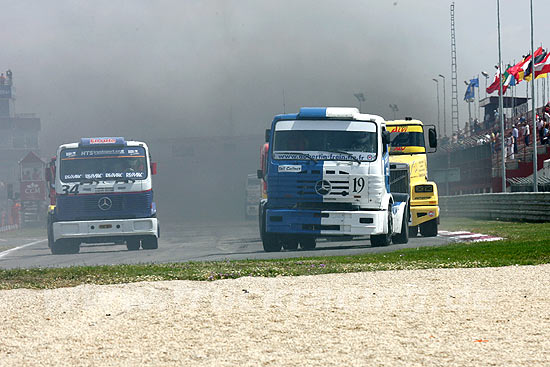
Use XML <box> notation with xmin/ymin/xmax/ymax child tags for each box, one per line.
<box><xmin>46</xmin><ymin>137</ymin><xmax>159</xmax><ymax>254</ymax></box>
<box><xmin>259</xmin><ymin>107</ymin><xmax>409</xmax><ymax>252</ymax></box>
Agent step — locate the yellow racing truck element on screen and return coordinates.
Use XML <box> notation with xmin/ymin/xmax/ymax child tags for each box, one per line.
<box><xmin>386</xmin><ymin>118</ymin><xmax>439</xmax><ymax>237</ymax></box>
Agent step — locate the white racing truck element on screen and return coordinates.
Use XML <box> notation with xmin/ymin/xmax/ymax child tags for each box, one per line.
<box><xmin>259</xmin><ymin>107</ymin><xmax>409</xmax><ymax>251</ymax></box>
<box><xmin>46</xmin><ymin>137</ymin><xmax>159</xmax><ymax>254</ymax></box>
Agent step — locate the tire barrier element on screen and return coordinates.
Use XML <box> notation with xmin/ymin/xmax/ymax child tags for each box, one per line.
<box><xmin>440</xmin><ymin>193</ymin><xmax>550</xmax><ymax>222</ymax></box>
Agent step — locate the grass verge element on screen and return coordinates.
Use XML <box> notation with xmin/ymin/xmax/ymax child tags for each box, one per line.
<box><xmin>0</xmin><ymin>217</ymin><xmax>549</xmax><ymax>290</ymax></box>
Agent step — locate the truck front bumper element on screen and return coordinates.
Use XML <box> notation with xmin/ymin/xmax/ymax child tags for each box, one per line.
<box><xmin>266</xmin><ymin>209</ymin><xmax>386</xmax><ymax>236</ymax></box>
<box><xmin>52</xmin><ymin>218</ymin><xmax>158</xmax><ymax>242</ymax></box>
<box><xmin>410</xmin><ymin>205</ymin><xmax>439</xmax><ymax>226</ymax></box>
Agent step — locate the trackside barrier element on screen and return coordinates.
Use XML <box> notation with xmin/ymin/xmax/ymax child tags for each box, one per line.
<box><xmin>0</xmin><ymin>224</ymin><xmax>20</xmax><ymax>233</ymax></box>
<box><xmin>440</xmin><ymin>193</ymin><xmax>550</xmax><ymax>222</ymax></box>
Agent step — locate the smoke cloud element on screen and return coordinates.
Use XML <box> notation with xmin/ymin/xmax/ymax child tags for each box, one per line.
<box><xmin>3</xmin><ymin>0</ymin><xmax>550</xmax><ymax>219</ymax></box>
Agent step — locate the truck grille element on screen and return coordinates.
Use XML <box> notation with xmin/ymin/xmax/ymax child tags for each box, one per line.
<box><xmin>390</xmin><ymin>164</ymin><xmax>410</xmax><ymax>194</ymax></box>
<box><xmin>56</xmin><ymin>191</ymin><xmax>153</xmax><ymax>221</ymax></box>
<box><xmin>295</xmin><ymin>178</ymin><xmax>350</xmax><ymax>198</ymax></box>
<box><xmin>268</xmin><ymin>166</ymin><xmax>360</xmax><ymax>210</ymax></box>
<box><xmin>296</xmin><ymin>202</ymin><xmax>357</xmax><ymax>211</ymax></box>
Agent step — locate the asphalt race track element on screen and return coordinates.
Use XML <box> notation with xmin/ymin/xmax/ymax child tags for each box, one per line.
<box><xmin>0</xmin><ymin>220</ymin><xmax>456</xmax><ymax>269</ymax></box>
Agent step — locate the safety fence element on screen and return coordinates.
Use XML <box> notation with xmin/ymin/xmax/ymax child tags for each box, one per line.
<box><xmin>439</xmin><ymin>193</ymin><xmax>550</xmax><ymax>222</ymax></box>
<box><xmin>0</xmin><ymin>224</ymin><xmax>19</xmax><ymax>233</ymax></box>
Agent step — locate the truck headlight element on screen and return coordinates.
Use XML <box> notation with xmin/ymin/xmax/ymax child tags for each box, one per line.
<box><xmin>414</xmin><ymin>185</ymin><xmax>434</xmax><ymax>193</ymax></box>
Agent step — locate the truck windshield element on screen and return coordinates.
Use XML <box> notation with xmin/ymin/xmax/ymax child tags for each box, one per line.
<box><xmin>388</xmin><ymin>125</ymin><xmax>426</xmax><ymax>154</ymax></box>
<box><xmin>273</xmin><ymin>120</ymin><xmax>377</xmax><ymax>162</ymax></box>
<box><xmin>59</xmin><ymin>146</ymin><xmax>148</xmax><ymax>182</ymax></box>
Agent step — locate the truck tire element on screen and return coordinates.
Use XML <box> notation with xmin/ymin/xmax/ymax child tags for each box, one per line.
<box><xmin>141</xmin><ymin>236</ymin><xmax>158</xmax><ymax>250</ymax></box>
<box><xmin>50</xmin><ymin>240</ymin><xmax>64</xmax><ymax>254</ymax></box>
<box><xmin>282</xmin><ymin>236</ymin><xmax>299</xmax><ymax>250</ymax></box>
<box><xmin>370</xmin><ymin>206</ymin><xmax>392</xmax><ymax>247</ymax></box>
<box><xmin>47</xmin><ymin>221</ymin><xmax>54</xmax><ymax>249</ymax></box>
<box><xmin>51</xmin><ymin>239</ymin><xmax>80</xmax><ymax>255</ymax></box>
<box><xmin>409</xmin><ymin>225</ymin><xmax>418</xmax><ymax>237</ymax></box>
<box><xmin>299</xmin><ymin>236</ymin><xmax>316</xmax><ymax>250</ymax></box>
<box><xmin>420</xmin><ymin>218</ymin><xmax>438</xmax><ymax>237</ymax></box>
<box><xmin>260</xmin><ymin>208</ymin><xmax>282</xmax><ymax>252</ymax></box>
<box><xmin>262</xmin><ymin>234</ymin><xmax>282</xmax><ymax>252</ymax></box>
<box><xmin>126</xmin><ymin>238</ymin><xmax>140</xmax><ymax>251</ymax></box>
<box><xmin>392</xmin><ymin>207</ymin><xmax>409</xmax><ymax>244</ymax></box>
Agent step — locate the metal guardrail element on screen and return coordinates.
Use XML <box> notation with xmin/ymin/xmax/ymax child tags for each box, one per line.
<box><xmin>440</xmin><ymin>193</ymin><xmax>550</xmax><ymax>222</ymax></box>
<box><xmin>0</xmin><ymin>224</ymin><xmax>19</xmax><ymax>233</ymax></box>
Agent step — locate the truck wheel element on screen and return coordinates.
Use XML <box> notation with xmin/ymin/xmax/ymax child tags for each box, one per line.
<box><xmin>370</xmin><ymin>206</ymin><xmax>392</xmax><ymax>247</ymax></box>
<box><xmin>420</xmin><ymin>218</ymin><xmax>438</xmax><ymax>237</ymax></box>
<box><xmin>126</xmin><ymin>239</ymin><xmax>141</xmax><ymax>251</ymax></box>
<box><xmin>392</xmin><ymin>208</ymin><xmax>409</xmax><ymax>245</ymax></box>
<box><xmin>51</xmin><ymin>239</ymin><xmax>80</xmax><ymax>255</ymax></box>
<box><xmin>260</xmin><ymin>208</ymin><xmax>282</xmax><ymax>252</ymax></box>
<box><xmin>299</xmin><ymin>236</ymin><xmax>316</xmax><ymax>250</ymax></box>
<box><xmin>47</xmin><ymin>223</ymin><xmax>54</xmax><ymax>249</ymax></box>
<box><xmin>409</xmin><ymin>225</ymin><xmax>418</xmax><ymax>237</ymax></box>
<box><xmin>141</xmin><ymin>236</ymin><xmax>158</xmax><ymax>250</ymax></box>
<box><xmin>282</xmin><ymin>236</ymin><xmax>299</xmax><ymax>250</ymax></box>
<box><xmin>262</xmin><ymin>234</ymin><xmax>282</xmax><ymax>252</ymax></box>
<box><xmin>70</xmin><ymin>241</ymin><xmax>81</xmax><ymax>254</ymax></box>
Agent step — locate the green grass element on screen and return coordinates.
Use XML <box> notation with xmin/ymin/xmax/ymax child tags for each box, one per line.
<box><xmin>0</xmin><ymin>217</ymin><xmax>549</xmax><ymax>290</ymax></box>
<box><xmin>439</xmin><ymin>216</ymin><xmax>550</xmax><ymax>242</ymax></box>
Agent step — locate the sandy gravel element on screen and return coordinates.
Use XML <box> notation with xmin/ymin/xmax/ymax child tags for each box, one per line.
<box><xmin>1</xmin><ymin>265</ymin><xmax>549</xmax><ymax>366</ymax></box>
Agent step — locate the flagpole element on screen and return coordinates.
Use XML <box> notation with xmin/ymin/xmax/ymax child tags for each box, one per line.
<box><xmin>497</xmin><ymin>0</ymin><xmax>506</xmax><ymax>192</ymax></box>
<box><xmin>477</xmin><ymin>74</ymin><xmax>481</xmax><ymax>122</ymax></box>
<box><xmin>530</xmin><ymin>0</ymin><xmax>538</xmax><ymax>192</ymax></box>
<box><xmin>533</xmin><ymin>76</ymin><xmax>540</xmax><ymax>108</ymax></box>
<box><xmin>512</xmin><ymin>83</ymin><xmax>515</xmax><ymax>121</ymax></box>
<box><xmin>540</xmin><ymin>79</ymin><xmax>546</xmax><ymax>107</ymax></box>
<box><xmin>511</xmin><ymin>61</ymin><xmax>515</xmax><ymax>121</ymax></box>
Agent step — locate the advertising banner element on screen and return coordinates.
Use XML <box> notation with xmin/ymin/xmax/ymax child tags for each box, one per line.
<box><xmin>20</xmin><ymin>181</ymin><xmax>46</xmax><ymax>201</ymax></box>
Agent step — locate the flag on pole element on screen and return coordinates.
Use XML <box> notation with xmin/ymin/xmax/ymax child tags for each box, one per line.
<box><xmin>486</xmin><ymin>68</ymin><xmax>500</xmax><ymax>94</ymax></box>
<box><xmin>516</xmin><ymin>46</ymin><xmax>544</xmax><ymax>82</ymax></box>
<box><xmin>510</xmin><ymin>72</ymin><xmax>516</xmax><ymax>86</ymax></box>
<box><xmin>524</xmin><ymin>48</ymin><xmax>546</xmax><ymax>81</ymax></box>
<box><xmin>501</xmin><ymin>66</ymin><xmax>516</xmax><ymax>94</ymax></box>
<box><xmin>464</xmin><ymin>78</ymin><xmax>479</xmax><ymax>100</ymax></box>
<box><xmin>533</xmin><ymin>52</ymin><xmax>550</xmax><ymax>79</ymax></box>
<box><xmin>508</xmin><ymin>57</ymin><xmax>529</xmax><ymax>84</ymax></box>
<box><xmin>464</xmin><ymin>84</ymin><xmax>474</xmax><ymax>101</ymax></box>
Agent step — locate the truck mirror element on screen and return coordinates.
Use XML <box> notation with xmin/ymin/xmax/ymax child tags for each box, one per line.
<box><xmin>382</xmin><ymin>130</ymin><xmax>391</xmax><ymax>145</ymax></box>
<box><xmin>265</xmin><ymin>129</ymin><xmax>271</xmax><ymax>143</ymax></box>
<box><xmin>257</xmin><ymin>169</ymin><xmax>263</xmax><ymax>180</ymax></box>
<box><xmin>428</xmin><ymin>128</ymin><xmax>437</xmax><ymax>148</ymax></box>
<box><xmin>151</xmin><ymin>162</ymin><xmax>158</xmax><ymax>175</ymax></box>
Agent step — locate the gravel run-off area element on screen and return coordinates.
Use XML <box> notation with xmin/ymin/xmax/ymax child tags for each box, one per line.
<box><xmin>1</xmin><ymin>265</ymin><xmax>549</xmax><ymax>366</ymax></box>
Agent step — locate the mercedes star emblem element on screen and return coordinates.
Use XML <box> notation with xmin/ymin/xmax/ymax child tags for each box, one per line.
<box><xmin>98</xmin><ymin>197</ymin><xmax>113</xmax><ymax>211</ymax></box>
<box><xmin>315</xmin><ymin>180</ymin><xmax>332</xmax><ymax>196</ymax></box>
